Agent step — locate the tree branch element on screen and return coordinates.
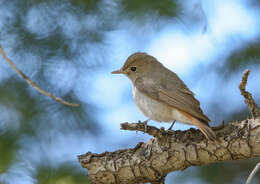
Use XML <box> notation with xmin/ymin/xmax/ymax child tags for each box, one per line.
<box><xmin>79</xmin><ymin>118</ymin><xmax>260</xmax><ymax>184</ymax></box>
<box><xmin>239</xmin><ymin>69</ymin><xmax>260</xmax><ymax>118</ymax></box>
<box><xmin>120</xmin><ymin>122</ymin><xmax>169</xmax><ymax>139</ymax></box>
<box><xmin>78</xmin><ymin>69</ymin><xmax>260</xmax><ymax>184</ymax></box>
<box><xmin>0</xmin><ymin>46</ymin><xmax>80</xmax><ymax>107</ymax></box>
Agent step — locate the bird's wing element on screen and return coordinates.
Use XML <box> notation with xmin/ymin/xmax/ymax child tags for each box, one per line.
<box><xmin>134</xmin><ymin>75</ymin><xmax>210</xmax><ymax>124</ymax></box>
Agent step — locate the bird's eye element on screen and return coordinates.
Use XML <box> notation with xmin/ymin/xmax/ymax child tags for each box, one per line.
<box><xmin>130</xmin><ymin>66</ymin><xmax>136</xmax><ymax>72</ymax></box>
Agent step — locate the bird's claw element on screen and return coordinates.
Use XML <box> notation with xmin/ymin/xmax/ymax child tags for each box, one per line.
<box><xmin>138</xmin><ymin>119</ymin><xmax>150</xmax><ymax>133</ymax></box>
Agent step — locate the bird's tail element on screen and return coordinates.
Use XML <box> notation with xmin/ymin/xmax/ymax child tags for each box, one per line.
<box><xmin>180</xmin><ymin>110</ymin><xmax>216</xmax><ymax>141</ymax></box>
<box><xmin>193</xmin><ymin>120</ymin><xmax>216</xmax><ymax>141</ymax></box>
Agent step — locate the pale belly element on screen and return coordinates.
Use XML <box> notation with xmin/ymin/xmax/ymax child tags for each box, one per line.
<box><xmin>133</xmin><ymin>87</ymin><xmax>191</xmax><ymax>124</ymax></box>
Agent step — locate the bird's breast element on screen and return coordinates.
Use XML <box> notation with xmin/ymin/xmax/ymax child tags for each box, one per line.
<box><xmin>132</xmin><ymin>86</ymin><xmax>191</xmax><ymax>124</ymax></box>
<box><xmin>133</xmin><ymin>87</ymin><xmax>173</xmax><ymax>122</ymax></box>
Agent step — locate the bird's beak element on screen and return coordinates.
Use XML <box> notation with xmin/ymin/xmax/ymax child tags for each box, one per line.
<box><xmin>111</xmin><ymin>68</ymin><xmax>124</xmax><ymax>74</ymax></box>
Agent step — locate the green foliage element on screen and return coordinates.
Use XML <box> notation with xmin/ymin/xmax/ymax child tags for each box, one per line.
<box><xmin>36</xmin><ymin>163</ymin><xmax>90</xmax><ymax>184</ymax></box>
<box><xmin>227</xmin><ymin>41</ymin><xmax>260</xmax><ymax>71</ymax></box>
<box><xmin>0</xmin><ymin>133</ymin><xmax>18</xmax><ymax>174</ymax></box>
<box><xmin>120</xmin><ymin>0</ymin><xmax>178</xmax><ymax>18</ymax></box>
<box><xmin>197</xmin><ymin>159</ymin><xmax>260</xmax><ymax>184</ymax></box>
<box><xmin>0</xmin><ymin>80</ymin><xmax>41</xmax><ymax>135</ymax></box>
<box><xmin>71</xmin><ymin>0</ymin><xmax>101</xmax><ymax>12</ymax></box>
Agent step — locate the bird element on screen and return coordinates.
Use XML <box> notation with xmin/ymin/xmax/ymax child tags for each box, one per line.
<box><xmin>111</xmin><ymin>52</ymin><xmax>216</xmax><ymax>141</ymax></box>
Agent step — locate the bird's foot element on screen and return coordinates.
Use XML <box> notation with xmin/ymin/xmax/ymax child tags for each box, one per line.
<box><xmin>138</xmin><ymin>119</ymin><xmax>150</xmax><ymax>133</ymax></box>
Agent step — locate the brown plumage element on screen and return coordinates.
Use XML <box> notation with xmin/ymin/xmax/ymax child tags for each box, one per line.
<box><xmin>112</xmin><ymin>52</ymin><xmax>216</xmax><ymax>141</ymax></box>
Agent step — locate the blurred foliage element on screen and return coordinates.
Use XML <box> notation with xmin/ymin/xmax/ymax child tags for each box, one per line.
<box><xmin>36</xmin><ymin>163</ymin><xmax>90</xmax><ymax>184</ymax></box>
<box><xmin>197</xmin><ymin>159</ymin><xmax>260</xmax><ymax>184</ymax></box>
<box><xmin>10</xmin><ymin>4</ymin><xmax>101</xmax><ymax>60</ymax></box>
<box><xmin>0</xmin><ymin>0</ymin><xmax>102</xmax><ymax>181</ymax></box>
<box><xmin>71</xmin><ymin>0</ymin><xmax>100</xmax><ymax>12</ymax></box>
<box><xmin>174</xmin><ymin>159</ymin><xmax>260</xmax><ymax>184</ymax></box>
<box><xmin>0</xmin><ymin>133</ymin><xmax>18</xmax><ymax>174</ymax></box>
<box><xmin>227</xmin><ymin>41</ymin><xmax>260</xmax><ymax>71</ymax></box>
<box><xmin>0</xmin><ymin>80</ymin><xmax>40</xmax><ymax>135</ymax></box>
<box><xmin>120</xmin><ymin>0</ymin><xmax>178</xmax><ymax>18</ymax></box>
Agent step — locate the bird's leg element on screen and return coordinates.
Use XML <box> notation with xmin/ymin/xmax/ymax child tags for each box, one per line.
<box><xmin>138</xmin><ymin>119</ymin><xmax>150</xmax><ymax>133</ymax></box>
<box><xmin>168</xmin><ymin>120</ymin><xmax>176</xmax><ymax>130</ymax></box>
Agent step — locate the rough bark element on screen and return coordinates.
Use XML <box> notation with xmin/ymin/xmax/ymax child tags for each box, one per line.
<box><xmin>239</xmin><ymin>69</ymin><xmax>260</xmax><ymax>118</ymax></box>
<box><xmin>78</xmin><ymin>69</ymin><xmax>260</xmax><ymax>184</ymax></box>
<box><xmin>78</xmin><ymin>118</ymin><xmax>260</xmax><ymax>184</ymax></box>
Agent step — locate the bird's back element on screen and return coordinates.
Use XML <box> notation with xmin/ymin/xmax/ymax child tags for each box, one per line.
<box><xmin>138</xmin><ymin>64</ymin><xmax>211</xmax><ymax>124</ymax></box>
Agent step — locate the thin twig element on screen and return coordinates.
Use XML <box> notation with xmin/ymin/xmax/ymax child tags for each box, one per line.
<box><xmin>120</xmin><ymin>122</ymin><xmax>166</xmax><ymax>139</ymax></box>
<box><xmin>246</xmin><ymin>162</ymin><xmax>260</xmax><ymax>184</ymax></box>
<box><xmin>0</xmin><ymin>46</ymin><xmax>80</xmax><ymax>107</ymax></box>
<box><xmin>239</xmin><ymin>69</ymin><xmax>260</xmax><ymax>118</ymax></box>
<box><xmin>120</xmin><ymin>121</ymin><xmax>208</xmax><ymax>142</ymax></box>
